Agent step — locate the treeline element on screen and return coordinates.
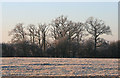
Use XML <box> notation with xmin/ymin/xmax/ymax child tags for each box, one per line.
<box><xmin>2</xmin><ymin>15</ymin><xmax>119</xmax><ymax>58</ymax></box>
<box><xmin>2</xmin><ymin>40</ymin><xmax>119</xmax><ymax>58</ymax></box>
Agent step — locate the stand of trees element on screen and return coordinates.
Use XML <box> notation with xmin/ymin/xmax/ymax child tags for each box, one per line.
<box><xmin>2</xmin><ymin>15</ymin><xmax>119</xmax><ymax>58</ymax></box>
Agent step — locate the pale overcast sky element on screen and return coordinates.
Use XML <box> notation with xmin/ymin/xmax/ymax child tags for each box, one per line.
<box><xmin>1</xmin><ymin>2</ymin><xmax>118</xmax><ymax>43</ymax></box>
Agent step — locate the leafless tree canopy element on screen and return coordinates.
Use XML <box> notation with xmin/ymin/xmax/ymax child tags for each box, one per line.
<box><xmin>51</xmin><ymin>15</ymin><xmax>84</xmax><ymax>44</ymax></box>
<box><xmin>9</xmin><ymin>23</ymin><xmax>26</xmax><ymax>43</ymax></box>
<box><xmin>5</xmin><ymin>15</ymin><xmax>117</xmax><ymax>58</ymax></box>
<box><xmin>85</xmin><ymin>17</ymin><xmax>112</xmax><ymax>54</ymax></box>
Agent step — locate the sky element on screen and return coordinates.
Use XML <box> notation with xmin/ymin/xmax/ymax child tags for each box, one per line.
<box><xmin>1</xmin><ymin>2</ymin><xmax>118</xmax><ymax>43</ymax></box>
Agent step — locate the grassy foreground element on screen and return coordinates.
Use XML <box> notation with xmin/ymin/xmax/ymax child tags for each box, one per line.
<box><xmin>1</xmin><ymin>76</ymin><xmax>120</xmax><ymax>78</ymax></box>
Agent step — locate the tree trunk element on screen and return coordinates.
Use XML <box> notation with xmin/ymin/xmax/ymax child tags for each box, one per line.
<box><xmin>94</xmin><ymin>27</ymin><xmax>97</xmax><ymax>57</ymax></box>
<box><xmin>94</xmin><ymin>36</ymin><xmax>97</xmax><ymax>56</ymax></box>
<box><xmin>38</xmin><ymin>38</ymin><xmax>40</xmax><ymax>46</ymax></box>
<box><xmin>43</xmin><ymin>32</ymin><xmax>46</xmax><ymax>52</ymax></box>
<box><xmin>33</xmin><ymin>36</ymin><xmax>34</xmax><ymax>44</ymax></box>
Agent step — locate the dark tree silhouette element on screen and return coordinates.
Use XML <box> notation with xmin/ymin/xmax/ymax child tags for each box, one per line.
<box><xmin>50</xmin><ymin>15</ymin><xmax>84</xmax><ymax>57</ymax></box>
<box><xmin>4</xmin><ymin>15</ymin><xmax>118</xmax><ymax>58</ymax></box>
<box><xmin>85</xmin><ymin>17</ymin><xmax>112</xmax><ymax>55</ymax></box>
<box><xmin>27</xmin><ymin>24</ymin><xmax>36</xmax><ymax>44</ymax></box>
<box><xmin>9</xmin><ymin>23</ymin><xmax>26</xmax><ymax>43</ymax></box>
<box><xmin>36</xmin><ymin>24</ymin><xmax>41</xmax><ymax>46</ymax></box>
<box><xmin>39</xmin><ymin>24</ymin><xmax>48</xmax><ymax>52</ymax></box>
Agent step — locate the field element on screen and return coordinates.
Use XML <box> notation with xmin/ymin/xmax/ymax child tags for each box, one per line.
<box><xmin>1</xmin><ymin>58</ymin><xmax>119</xmax><ymax>77</ymax></box>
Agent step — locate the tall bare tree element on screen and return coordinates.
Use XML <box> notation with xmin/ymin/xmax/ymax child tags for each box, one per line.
<box><xmin>70</xmin><ymin>22</ymin><xmax>85</xmax><ymax>43</ymax></box>
<box><xmin>51</xmin><ymin>15</ymin><xmax>68</xmax><ymax>40</ymax></box>
<box><xmin>85</xmin><ymin>17</ymin><xmax>112</xmax><ymax>55</ymax></box>
<box><xmin>51</xmin><ymin>15</ymin><xmax>84</xmax><ymax>42</ymax></box>
<box><xmin>38</xmin><ymin>24</ymin><xmax>48</xmax><ymax>52</ymax></box>
<box><xmin>27</xmin><ymin>24</ymin><xmax>36</xmax><ymax>44</ymax></box>
<box><xmin>51</xmin><ymin>15</ymin><xmax>84</xmax><ymax>57</ymax></box>
<box><xmin>9</xmin><ymin>23</ymin><xmax>26</xmax><ymax>43</ymax></box>
<box><xmin>36</xmin><ymin>25</ymin><xmax>41</xmax><ymax>46</ymax></box>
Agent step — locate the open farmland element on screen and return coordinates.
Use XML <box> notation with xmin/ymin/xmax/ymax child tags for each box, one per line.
<box><xmin>1</xmin><ymin>58</ymin><xmax>119</xmax><ymax>77</ymax></box>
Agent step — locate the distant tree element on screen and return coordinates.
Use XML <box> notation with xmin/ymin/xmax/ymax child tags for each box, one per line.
<box><xmin>51</xmin><ymin>15</ymin><xmax>69</xmax><ymax>40</ymax></box>
<box><xmin>70</xmin><ymin>22</ymin><xmax>85</xmax><ymax>43</ymax></box>
<box><xmin>27</xmin><ymin>24</ymin><xmax>36</xmax><ymax>44</ymax></box>
<box><xmin>85</xmin><ymin>17</ymin><xmax>112</xmax><ymax>55</ymax></box>
<box><xmin>38</xmin><ymin>24</ymin><xmax>48</xmax><ymax>52</ymax></box>
<box><xmin>36</xmin><ymin>24</ymin><xmax>41</xmax><ymax>46</ymax></box>
<box><xmin>9</xmin><ymin>23</ymin><xmax>26</xmax><ymax>43</ymax></box>
<box><xmin>51</xmin><ymin>15</ymin><xmax>84</xmax><ymax>41</ymax></box>
<box><xmin>108</xmin><ymin>41</ymin><xmax>118</xmax><ymax>57</ymax></box>
<box><xmin>14</xmin><ymin>41</ymin><xmax>29</xmax><ymax>56</ymax></box>
<box><xmin>2</xmin><ymin>43</ymin><xmax>15</xmax><ymax>56</ymax></box>
<box><xmin>83</xmin><ymin>39</ymin><xmax>94</xmax><ymax>57</ymax></box>
<box><xmin>51</xmin><ymin>15</ymin><xmax>84</xmax><ymax>57</ymax></box>
<box><xmin>7</xmin><ymin>15</ymin><xmax>118</xmax><ymax>58</ymax></box>
<box><xmin>50</xmin><ymin>15</ymin><xmax>70</xmax><ymax>57</ymax></box>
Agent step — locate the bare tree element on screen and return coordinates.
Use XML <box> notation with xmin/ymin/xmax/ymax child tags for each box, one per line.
<box><xmin>27</xmin><ymin>24</ymin><xmax>36</xmax><ymax>44</ymax></box>
<box><xmin>51</xmin><ymin>15</ymin><xmax>84</xmax><ymax>42</ymax></box>
<box><xmin>38</xmin><ymin>24</ymin><xmax>48</xmax><ymax>52</ymax></box>
<box><xmin>36</xmin><ymin>25</ymin><xmax>41</xmax><ymax>46</ymax></box>
<box><xmin>70</xmin><ymin>22</ymin><xmax>85</xmax><ymax>43</ymax></box>
<box><xmin>51</xmin><ymin>15</ymin><xmax>69</xmax><ymax>40</ymax></box>
<box><xmin>85</xmin><ymin>17</ymin><xmax>112</xmax><ymax>55</ymax></box>
<box><xmin>51</xmin><ymin>15</ymin><xmax>84</xmax><ymax>57</ymax></box>
<box><xmin>9</xmin><ymin>23</ymin><xmax>26</xmax><ymax>43</ymax></box>
<box><xmin>7</xmin><ymin>16</ymin><xmax>117</xmax><ymax>58</ymax></box>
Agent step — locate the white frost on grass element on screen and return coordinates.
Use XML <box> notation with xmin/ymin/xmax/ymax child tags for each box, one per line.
<box><xmin>1</xmin><ymin>58</ymin><xmax>119</xmax><ymax>76</ymax></box>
